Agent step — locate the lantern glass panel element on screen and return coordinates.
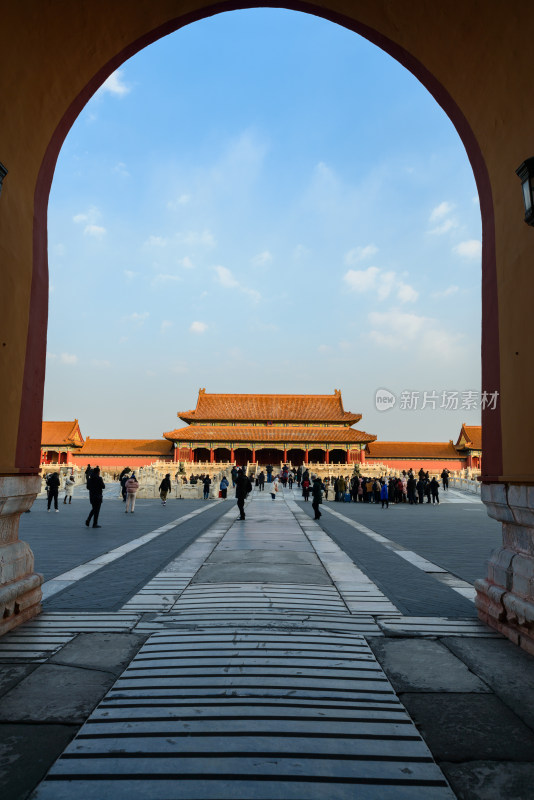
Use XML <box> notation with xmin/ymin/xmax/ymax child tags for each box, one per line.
<box><xmin>523</xmin><ymin>179</ymin><xmax>532</xmax><ymax>212</ymax></box>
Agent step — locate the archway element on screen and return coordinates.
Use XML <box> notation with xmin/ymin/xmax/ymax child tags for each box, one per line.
<box><xmin>234</xmin><ymin>447</ymin><xmax>252</xmax><ymax>467</ymax></box>
<box><xmin>287</xmin><ymin>448</ymin><xmax>305</xmax><ymax>467</ymax></box>
<box><xmin>214</xmin><ymin>447</ymin><xmax>231</xmax><ymax>463</ymax></box>
<box><xmin>193</xmin><ymin>447</ymin><xmax>210</xmax><ymax>463</ymax></box>
<box><xmin>256</xmin><ymin>448</ymin><xmax>284</xmax><ymax>466</ymax></box>
<box><xmin>2</xmin><ymin>1</ymin><xmax>533</xmax><ymax>649</ymax></box>
<box><xmin>329</xmin><ymin>448</ymin><xmax>347</xmax><ymax>465</ymax></box>
<box><xmin>308</xmin><ymin>448</ymin><xmax>326</xmax><ymax>464</ymax></box>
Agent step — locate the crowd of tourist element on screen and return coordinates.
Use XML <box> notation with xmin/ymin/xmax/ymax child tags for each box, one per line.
<box><xmin>41</xmin><ymin>460</ymin><xmax>452</xmax><ymax>530</ymax></box>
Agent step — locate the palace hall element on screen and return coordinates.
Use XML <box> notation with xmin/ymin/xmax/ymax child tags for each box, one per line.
<box><xmin>163</xmin><ymin>389</ymin><xmax>376</xmax><ymax>467</ymax></box>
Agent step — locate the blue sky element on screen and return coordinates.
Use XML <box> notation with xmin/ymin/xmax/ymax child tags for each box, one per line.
<box><xmin>45</xmin><ymin>9</ymin><xmax>483</xmax><ymax>441</ymax></box>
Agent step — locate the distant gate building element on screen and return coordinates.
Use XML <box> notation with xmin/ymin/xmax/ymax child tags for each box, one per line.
<box><xmin>163</xmin><ymin>389</ymin><xmax>376</xmax><ymax>467</ymax></box>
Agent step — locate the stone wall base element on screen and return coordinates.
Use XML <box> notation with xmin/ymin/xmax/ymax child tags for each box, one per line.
<box><xmin>0</xmin><ymin>476</ymin><xmax>43</xmax><ymax>637</ymax></box>
<box><xmin>477</xmin><ymin>483</ymin><xmax>534</xmax><ymax>654</ymax></box>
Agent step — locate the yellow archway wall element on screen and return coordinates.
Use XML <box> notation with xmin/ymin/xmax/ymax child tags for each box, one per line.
<box><xmin>2</xmin><ymin>1</ymin><xmax>534</xmax><ymax>644</ymax></box>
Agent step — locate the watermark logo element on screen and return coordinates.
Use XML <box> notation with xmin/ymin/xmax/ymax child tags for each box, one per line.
<box><xmin>375</xmin><ymin>388</ymin><xmax>397</xmax><ymax>412</ymax></box>
<box><xmin>374</xmin><ymin>388</ymin><xmax>499</xmax><ymax>412</ymax></box>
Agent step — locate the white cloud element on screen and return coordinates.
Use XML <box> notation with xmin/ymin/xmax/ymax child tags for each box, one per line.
<box><xmin>113</xmin><ymin>161</ymin><xmax>130</xmax><ymax>177</ymax></box>
<box><xmin>213</xmin><ymin>265</ymin><xmax>260</xmax><ymax>303</ymax></box>
<box><xmin>123</xmin><ymin>270</ymin><xmax>137</xmax><ymax>280</ymax></box>
<box><xmin>100</xmin><ymin>70</ymin><xmax>130</xmax><ymax>97</ymax></box>
<box><xmin>397</xmin><ymin>283</ymin><xmax>419</xmax><ymax>303</ymax></box>
<box><xmin>429</xmin><ymin>218</ymin><xmax>457</xmax><ymax>235</ymax></box>
<box><xmin>176</xmin><ymin>229</ymin><xmax>215</xmax><ymax>248</ymax></box>
<box><xmin>343</xmin><ymin>267</ymin><xmax>417</xmax><ymax>304</ymax></box>
<box><xmin>368</xmin><ymin>308</ymin><xmax>463</xmax><ymax>361</ymax></box>
<box><xmin>344</xmin><ymin>266</ymin><xmax>380</xmax><ymax>293</ymax></box>
<box><xmin>293</xmin><ymin>244</ymin><xmax>310</xmax><ymax>260</ymax></box>
<box><xmin>251</xmin><ymin>250</ymin><xmax>272</xmax><ymax>267</ymax></box>
<box><xmin>145</xmin><ymin>235</ymin><xmax>167</xmax><ymax>247</ymax></box>
<box><xmin>432</xmin><ymin>285</ymin><xmax>459</xmax><ymax>299</ymax></box>
<box><xmin>179</xmin><ymin>256</ymin><xmax>194</xmax><ymax>269</ymax></box>
<box><xmin>52</xmin><ymin>243</ymin><xmax>65</xmax><ymax>257</ymax></box>
<box><xmin>46</xmin><ymin>352</ymin><xmax>58</xmax><ymax>362</ymax></box>
<box><xmin>190</xmin><ymin>321</ymin><xmax>208</xmax><ymax>334</ymax></box>
<box><xmin>428</xmin><ymin>201</ymin><xmax>458</xmax><ymax>235</ymax></box>
<box><xmin>84</xmin><ymin>224</ymin><xmax>106</xmax><ymax>239</ymax></box>
<box><xmin>453</xmin><ymin>239</ymin><xmax>482</xmax><ymax>260</ymax></box>
<box><xmin>214</xmin><ymin>265</ymin><xmax>239</xmax><ymax>288</ymax></box>
<box><xmin>91</xmin><ymin>359</ymin><xmax>111</xmax><ymax>368</ymax></box>
<box><xmin>60</xmin><ymin>352</ymin><xmax>78</xmax><ymax>365</ymax></box>
<box><xmin>160</xmin><ymin>320</ymin><xmax>174</xmax><ymax>333</ymax></box>
<box><xmin>344</xmin><ymin>244</ymin><xmax>378</xmax><ymax>265</ymax></box>
<box><xmin>152</xmin><ymin>273</ymin><xmax>182</xmax><ymax>285</ymax></box>
<box><xmin>124</xmin><ymin>311</ymin><xmax>149</xmax><ymax>325</ymax></box>
<box><xmin>73</xmin><ymin>207</ymin><xmax>106</xmax><ymax>238</ymax></box>
<box><xmin>318</xmin><ymin>344</ymin><xmax>331</xmax><ymax>353</ymax></box>
<box><xmin>430</xmin><ymin>201</ymin><xmax>455</xmax><ymax>222</ymax></box>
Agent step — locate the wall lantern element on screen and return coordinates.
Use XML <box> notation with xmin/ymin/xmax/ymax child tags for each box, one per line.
<box><xmin>0</xmin><ymin>162</ymin><xmax>7</xmax><ymax>196</ymax></box>
<box><xmin>516</xmin><ymin>158</ymin><xmax>534</xmax><ymax>226</ymax></box>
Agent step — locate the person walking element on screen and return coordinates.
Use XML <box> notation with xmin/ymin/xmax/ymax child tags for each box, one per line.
<box><xmin>125</xmin><ymin>473</ymin><xmax>139</xmax><ymax>513</ymax></box>
<box><xmin>220</xmin><ymin>475</ymin><xmax>229</xmax><ymax>499</ymax></box>
<box><xmin>424</xmin><ymin>478</ymin><xmax>432</xmax><ymax>504</ymax></box>
<box><xmin>258</xmin><ymin>471</ymin><xmax>265</xmax><ymax>491</ymax></box>
<box><xmin>441</xmin><ymin>468</ymin><xmax>449</xmax><ymax>491</ymax></box>
<box><xmin>63</xmin><ymin>474</ymin><xmax>75</xmax><ymax>505</ymax></box>
<box><xmin>380</xmin><ymin>481</ymin><xmax>389</xmax><ymax>509</ymax></box>
<box><xmin>235</xmin><ymin>468</ymin><xmax>252</xmax><ymax>519</ymax></box>
<box><xmin>270</xmin><ymin>476</ymin><xmax>279</xmax><ymax>501</ymax></box>
<box><xmin>430</xmin><ymin>477</ymin><xmax>440</xmax><ymax>504</ymax></box>
<box><xmin>85</xmin><ymin>464</ymin><xmax>92</xmax><ymax>487</ymax></box>
<box><xmin>85</xmin><ymin>467</ymin><xmax>105</xmax><ymax>528</ymax></box>
<box><xmin>47</xmin><ymin>471</ymin><xmax>60</xmax><ymax>512</ymax></box>
<box><xmin>231</xmin><ymin>466</ymin><xmax>238</xmax><ymax>488</ymax></box>
<box><xmin>159</xmin><ymin>473</ymin><xmax>172</xmax><ymax>505</ymax></box>
<box><xmin>312</xmin><ymin>477</ymin><xmax>323</xmax><ymax>519</ymax></box>
<box><xmin>203</xmin><ymin>475</ymin><xmax>211</xmax><ymax>500</ymax></box>
<box><xmin>302</xmin><ymin>476</ymin><xmax>310</xmax><ymax>502</ymax></box>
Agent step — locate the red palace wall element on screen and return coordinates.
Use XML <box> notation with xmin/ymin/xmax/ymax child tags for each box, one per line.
<box><xmin>71</xmin><ymin>455</ymin><xmax>173</xmax><ymax>469</ymax></box>
<box><xmin>366</xmin><ymin>458</ymin><xmax>466</xmax><ymax>472</ymax></box>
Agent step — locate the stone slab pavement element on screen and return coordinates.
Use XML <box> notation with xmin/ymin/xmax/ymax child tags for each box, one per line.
<box><xmin>0</xmin><ymin>489</ymin><xmax>533</xmax><ymax>799</ymax></box>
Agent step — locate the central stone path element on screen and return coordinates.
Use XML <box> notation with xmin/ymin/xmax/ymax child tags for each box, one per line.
<box><xmin>31</xmin><ymin>492</ymin><xmax>458</xmax><ymax>798</ymax></box>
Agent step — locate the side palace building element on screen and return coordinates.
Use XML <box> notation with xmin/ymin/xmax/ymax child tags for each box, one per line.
<box><xmin>41</xmin><ymin>389</ymin><xmax>482</xmax><ymax>472</ymax></box>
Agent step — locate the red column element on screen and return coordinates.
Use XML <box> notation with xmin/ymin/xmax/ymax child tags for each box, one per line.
<box><xmin>283</xmin><ymin>448</ymin><xmax>287</xmax><ymax>462</ymax></box>
<box><xmin>304</xmin><ymin>449</ymin><xmax>309</xmax><ymax>464</ymax></box>
<box><xmin>230</xmin><ymin>447</ymin><xmax>234</xmax><ymax>463</ymax></box>
<box><xmin>173</xmin><ymin>446</ymin><xmax>178</xmax><ymax>464</ymax></box>
<box><xmin>325</xmin><ymin>449</ymin><xmax>330</xmax><ymax>464</ymax></box>
<box><xmin>359</xmin><ymin>447</ymin><xmax>366</xmax><ymax>464</ymax></box>
<box><xmin>467</xmin><ymin>453</ymin><xmax>473</xmax><ymax>468</ymax></box>
<box><xmin>189</xmin><ymin>447</ymin><xmax>194</xmax><ymax>462</ymax></box>
<box><xmin>66</xmin><ymin>449</ymin><xmax>73</xmax><ymax>465</ymax></box>
<box><xmin>252</xmin><ymin>448</ymin><xmax>256</xmax><ymax>464</ymax></box>
<box><xmin>210</xmin><ymin>448</ymin><xmax>215</xmax><ymax>463</ymax></box>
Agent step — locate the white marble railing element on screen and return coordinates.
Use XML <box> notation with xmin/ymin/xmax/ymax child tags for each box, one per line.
<box><xmin>449</xmin><ymin>477</ymin><xmax>481</xmax><ymax>494</ymax></box>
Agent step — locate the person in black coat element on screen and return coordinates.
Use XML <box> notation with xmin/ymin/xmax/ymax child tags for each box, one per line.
<box><xmin>312</xmin><ymin>477</ymin><xmax>323</xmax><ymax>520</ymax></box>
<box><xmin>235</xmin><ymin>469</ymin><xmax>252</xmax><ymax>520</ymax></box>
<box><xmin>47</xmin><ymin>471</ymin><xmax>60</xmax><ymax>511</ymax></box>
<box><xmin>416</xmin><ymin>478</ymin><xmax>425</xmax><ymax>505</ymax></box>
<box><xmin>430</xmin><ymin>477</ymin><xmax>440</xmax><ymax>504</ymax></box>
<box><xmin>86</xmin><ymin>467</ymin><xmax>105</xmax><ymax>528</ymax></box>
<box><xmin>407</xmin><ymin>475</ymin><xmax>417</xmax><ymax>505</ymax></box>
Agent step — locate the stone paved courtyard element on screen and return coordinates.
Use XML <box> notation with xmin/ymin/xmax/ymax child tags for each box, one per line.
<box><xmin>1</xmin><ymin>486</ymin><xmax>533</xmax><ymax>799</ymax></box>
